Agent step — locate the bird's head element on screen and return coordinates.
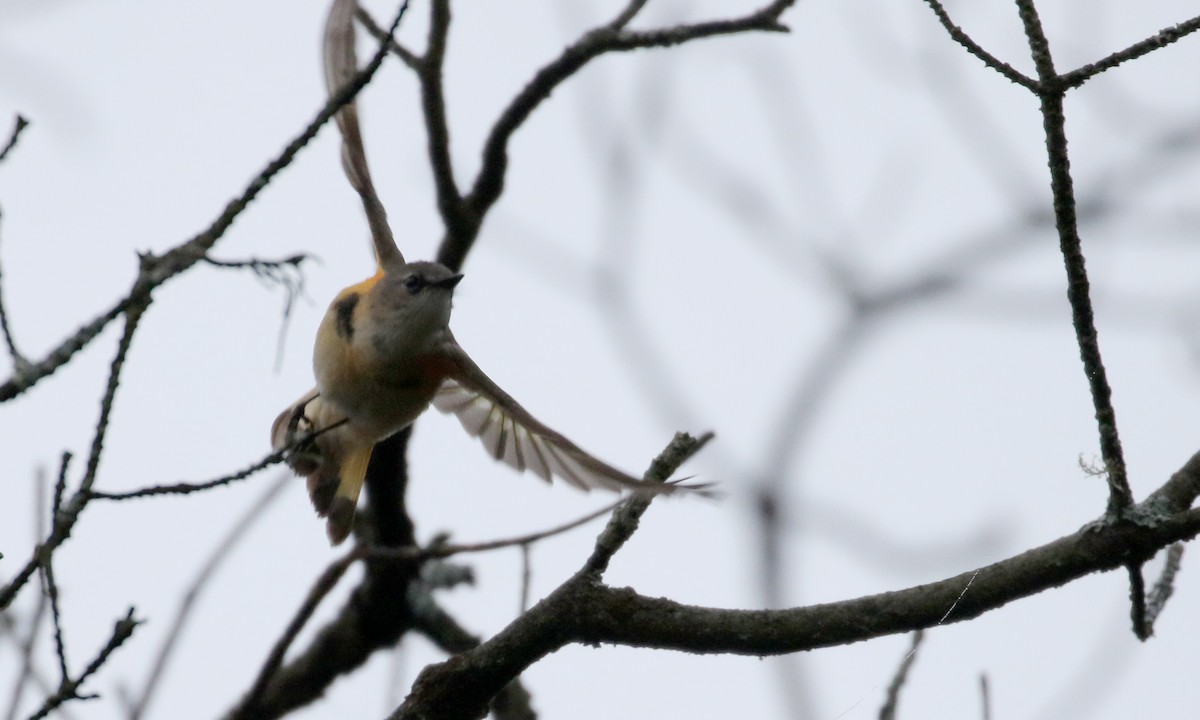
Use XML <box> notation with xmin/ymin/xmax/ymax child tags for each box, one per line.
<box><xmin>370</xmin><ymin>260</ymin><xmax>464</xmax><ymax>350</ymax></box>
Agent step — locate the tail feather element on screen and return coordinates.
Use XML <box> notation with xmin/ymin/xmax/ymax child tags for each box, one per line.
<box><xmin>324</xmin><ymin>444</ymin><xmax>373</xmax><ymax>545</ymax></box>
<box><xmin>306</xmin><ymin>468</ymin><xmax>339</xmax><ymax>516</ymax></box>
<box><xmin>273</xmin><ymin>389</ymin><xmax>373</xmax><ymax>545</ymax></box>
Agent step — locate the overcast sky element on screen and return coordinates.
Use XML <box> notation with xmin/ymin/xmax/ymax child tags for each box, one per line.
<box><xmin>2</xmin><ymin>1</ymin><xmax>1200</xmax><ymax>719</ymax></box>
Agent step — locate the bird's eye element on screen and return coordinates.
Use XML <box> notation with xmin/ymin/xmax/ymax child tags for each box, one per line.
<box><xmin>403</xmin><ymin>274</ymin><xmax>425</xmax><ymax>294</ymax></box>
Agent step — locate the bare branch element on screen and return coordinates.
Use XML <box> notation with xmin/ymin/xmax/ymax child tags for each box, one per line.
<box><xmin>879</xmin><ymin>630</ymin><xmax>924</xmax><ymax>720</ymax></box>
<box><xmin>1013</xmin><ymin>0</ymin><xmax>1133</xmax><ymax>516</ymax></box>
<box><xmin>518</xmin><ymin>544</ymin><xmax>531</xmax><ymax>615</ymax></box>
<box><xmin>87</xmin><ymin>451</ymin><xmax>288</xmax><ymax>500</ymax></box>
<box><xmin>392</xmin><ymin>432</ymin><xmax>712</xmax><ymax>719</ymax></box>
<box><xmin>27</xmin><ymin>609</ymin><xmax>140</xmax><ymax>720</ymax></box>
<box><xmin>87</xmin><ymin>420</ymin><xmax>346</xmax><ymax>501</ymax></box>
<box><xmin>224</xmin><ymin>432</ymin><xmax>420</xmax><ymax>719</ymax></box>
<box><xmin>39</xmin><ymin>559</ymin><xmax>69</xmax><ymax>686</ymax></box>
<box><xmin>234</xmin><ymin>550</ymin><xmax>361</xmax><ymax>716</ymax></box>
<box><xmin>127</xmin><ymin>474</ymin><xmax>290</xmax><ymax>720</ymax></box>
<box><xmin>0</xmin><ymin>299</ymin><xmax>148</xmax><ymax>611</ymax></box>
<box><xmin>1147</xmin><ymin>544</ymin><xmax>1185</xmax><ymax>622</ymax></box>
<box><xmin>1127</xmin><ymin>563</ymin><xmax>1148</xmax><ymax>639</ymax></box>
<box><xmin>0</xmin><ymin>214</ymin><xmax>29</xmax><ymax>371</ymax></box>
<box><xmin>355</xmin><ymin>8</ymin><xmax>420</xmax><ymax>69</ymax></box>
<box><xmin>0</xmin><ymin>300</ymin><xmax>126</xmax><ymax>404</ymax></box>
<box><xmin>1142</xmin><ymin>450</ymin><xmax>1200</xmax><ymax>516</ymax></box>
<box><xmin>0</xmin><ymin>1</ymin><xmax>405</xmax><ymax>404</ymax></box>
<box><xmin>2</xmin><ymin>605</ymin><xmax>55</xmax><ymax>720</ymax></box>
<box><xmin>439</xmin><ymin>0</ymin><xmax>798</xmax><ymax>270</ymax></box>
<box><xmin>1014</xmin><ymin>0</ymin><xmax>1057</xmax><ymax>86</ymax></box>
<box><xmin>921</xmin><ymin>0</ymin><xmax>1037</xmax><ymax>90</ymax></box>
<box><xmin>418</xmin><ymin>0</ymin><xmax>470</xmax><ymax>253</ymax></box>
<box><xmin>365</xmin><ymin>497</ymin><xmax>626</xmax><ymax>562</ymax></box>
<box><xmin>407</xmin><ymin>594</ymin><xmax>537</xmax><ymax>720</ymax></box>
<box><xmin>202</xmin><ymin>252</ymin><xmax>310</xmax><ymax>283</ymax></box>
<box><xmin>50</xmin><ymin>453</ymin><xmax>68</xmax><ymax>519</ymax></box>
<box><xmin>1063</xmin><ymin>15</ymin><xmax>1200</xmax><ymax>89</ymax></box>
<box><xmin>607</xmin><ymin>0</ymin><xmax>651</xmax><ymax>31</ymax></box>
<box><xmin>2</xmin><ymin>470</ymin><xmax>54</xmax><ymax>720</ymax></box>
<box><xmin>203</xmin><ymin>253</ymin><xmax>312</xmax><ymax>371</ymax></box>
<box><xmin>582</xmin><ymin>432</ymin><xmax>713</xmax><ymax>576</ymax></box>
<box><xmin>0</xmin><ymin>115</ymin><xmax>28</xmax><ymax>165</ymax></box>
<box><xmin>392</xmin><ymin>448</ymin><xmax>1200</xmax><ymax>720</ymax></box>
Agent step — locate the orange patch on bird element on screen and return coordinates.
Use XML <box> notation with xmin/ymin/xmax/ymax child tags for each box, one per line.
<box><xmin>412</xmin><ymin>351</ymin><xmax>458</xmax><ymax>390</ymax></box>
<box><xmin>342</xmin><ymin>272</ymin><xmax>383</xmax><ymax>296</ymax></box>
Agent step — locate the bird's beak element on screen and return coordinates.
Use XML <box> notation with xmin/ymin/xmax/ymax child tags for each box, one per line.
<box><xmin>433</xmin><ymin>273</ymin><xmax>465</xmax><ymax>289</ymax></box>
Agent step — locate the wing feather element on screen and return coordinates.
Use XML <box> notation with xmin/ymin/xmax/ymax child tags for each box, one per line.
<box><xmin>524</xmin><ymin>434</ymin><xmax>552</xmax><ymax>484</ymax></box>
<box><xmin>430</xmin><ymin>335</ymin><xmax>690</xmax><ymax>494</ymax></box>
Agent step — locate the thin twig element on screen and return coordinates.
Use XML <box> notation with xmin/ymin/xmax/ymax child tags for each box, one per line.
<box><xmin>979</xmin><ymin>673</ymin><xmax>991</xmax><ymax>720</ymax></box>
<box><xmin>0</xmin><ymin>213</ymin><xmax>29</xmax><ymax>370</ymax></box>
<box><xmin>3</xmin><ymin>470</ymin><xmax>53</xmax><ymax>720</ymax></box>
<box><xmin>607</xmin><ymin>0</ymin><xmax>651</xmax><ymax>31</ymax></box>
<box><xmin>27</xmin><ymin>608</ymin><xmax>140</xmax><ymax>720</ymax></box>
<box><xmin>879</xmin><ymin>630</ymin><xmax>924</xmax><ymax>720</ymax></box>
<box><xmin>2</xmin><ymin>607</ymin><xmax>57</xmax><ymax>720</ymax></box>
<box><xmin>203</xmin><ymin>253</ymin><xmax>311</xmax><ymax>372</ymax></box>
<box><xmin>0</xmin><ymin>302</ymin><xmax>127</xmax><ymax>403</ymax></box>
<box><xmin>39</xmin><ymin>558</ymin><xmax>69</xmax><ymax>685</ymax></box>
<box><xmin>0</xmin><ymin>3</ymin><xmax>403</xmax><ymax>404</ymax></box>
<box><xmin>438</xmin><ymin>0</ymin><xmax>797</xmax><ymax>270</ymax></box>
<box><xmin>81</xmin><ymin>295</ymin><xmax>148</xmax><ymax>496</ymax></box>
<box><xmin>0</xmin><ymin>115</ymin><xmax>28</xmax><ymax>165</ymax></box>
<box><xmin>51</xmin><ymin>453</ymin><xmax>69</xmax><ymax>519</ymax></box>
<box><xmin>519</xmin><ymin>544</ymin><xmax>532</xmax><ymax>615</ymax></box>
<box><xmin>757</xmin><ymin>321</ymin><xmax>865</xmax><ymax>606</ymax></box>
<box><xmin>582</xmin><ymin>431</ymin><xmax>712</xmax><ymax>576</ymax></box>
<box><xmin>239</xmin><ymin>550</ymin><xmax>362</xmax><ymax>708</ymax></box>
<box><xmin>223</xmin><ymin>434</ymin><xmax>419</xmax><ymax>719</ymax></box>
<box><xmin>1127</xmin><ymin>563</ymin><xmax>1149</xmax><ymax>639</ymax></box>
<box><xmin>87</xmin><ymin>451</ymin><xmax>289</xmax><ymax>500</ymax></box>
<box><xmin>1143</xmin><ymin>450</ymin><xmax>1200</xmax><ymax>516</ymax></box>
<box><xmin>391</xmin><ymin>432</ymin><xmax>714</xmax><ymax>720</ymax></box>
<box><xmin>355</xmin><ymin>8</ymin><xmax>420</xmax><ymax>69</ymax></box>
<box><xmin>0</xmin><ymin>300</ymin><xmax>147</xmax><ymax>612</ymax></box>
<box><xmin>1062</xmin><ymin>15</ymin><xmax>1200</xmax><ymax>89</ymax></box>
<box><xmin>920</xmin><ymin>0</ymin><xmax>1038</xmax><ymax>90</ymax></box>
<box><xmin>366</xmin><ymin>497</ymin><xmax>627</xmax><ymax>563</ymax></box>
<box><xmin>1142</xmin><ymin>543</ymin><xmax>1185</xmax><ymax>636</ymax></box>
<box><xmin>202</xmin><ymin>253</ymin><xmax>309</xmax><ymax>293</ymax></box>
<box><xmin>127</xmin><ymin>474</ymin><xmax>291</xmax><ymax>720</ymax></box>
<box><xmin>87</xmin><ymin>419</ymin><xmax>345</xmax><ymax>500</ymax></box>
<box><xmin>236</xmin><ymin>456</ymin><xmax>660</xmax><ymax>718</ymax></box>
<box><xmin>1014</xmin><ymin>0</ymin><xmax>1132</xmax><ymax>516</ymax></box>
<box><xmin>418</xmin><ymin>0</ymin><xmax>471</xmax><ymax>251</ymax></box>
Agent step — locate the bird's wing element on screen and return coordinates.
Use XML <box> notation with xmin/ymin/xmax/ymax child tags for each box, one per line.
<box><xmin>323</xmin><ymin>0</ymin><xmax>404</xmax><ymax>271</ymax></box>
<box><xmin>432</xmin><ymin>337</ymin><xmax>692</xmax><ymax>494</ymax></box>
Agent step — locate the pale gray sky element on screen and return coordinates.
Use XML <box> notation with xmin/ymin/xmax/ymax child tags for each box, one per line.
<box><xmin>2</xmin><ymin>1</ymin><xmax>1199</xmax><ymax>719</ymax></box>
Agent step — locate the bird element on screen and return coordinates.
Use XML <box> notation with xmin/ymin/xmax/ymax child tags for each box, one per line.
<box><xmin>271</xmin><ymin>0</ymin><xmax>702</xmax><ymax>545</ymax></box>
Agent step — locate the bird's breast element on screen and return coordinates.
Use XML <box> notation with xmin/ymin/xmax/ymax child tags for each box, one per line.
<box><xmin>314</xmin><ymin>307</ymin><xmax>454</xmax><ymax>442</ymax></box>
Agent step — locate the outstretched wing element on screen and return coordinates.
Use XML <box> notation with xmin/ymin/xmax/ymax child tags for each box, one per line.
<box><xmin>432</xmin><ymin>336</ymin><xmax>695</xmax><ymax>494</ymax></box>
